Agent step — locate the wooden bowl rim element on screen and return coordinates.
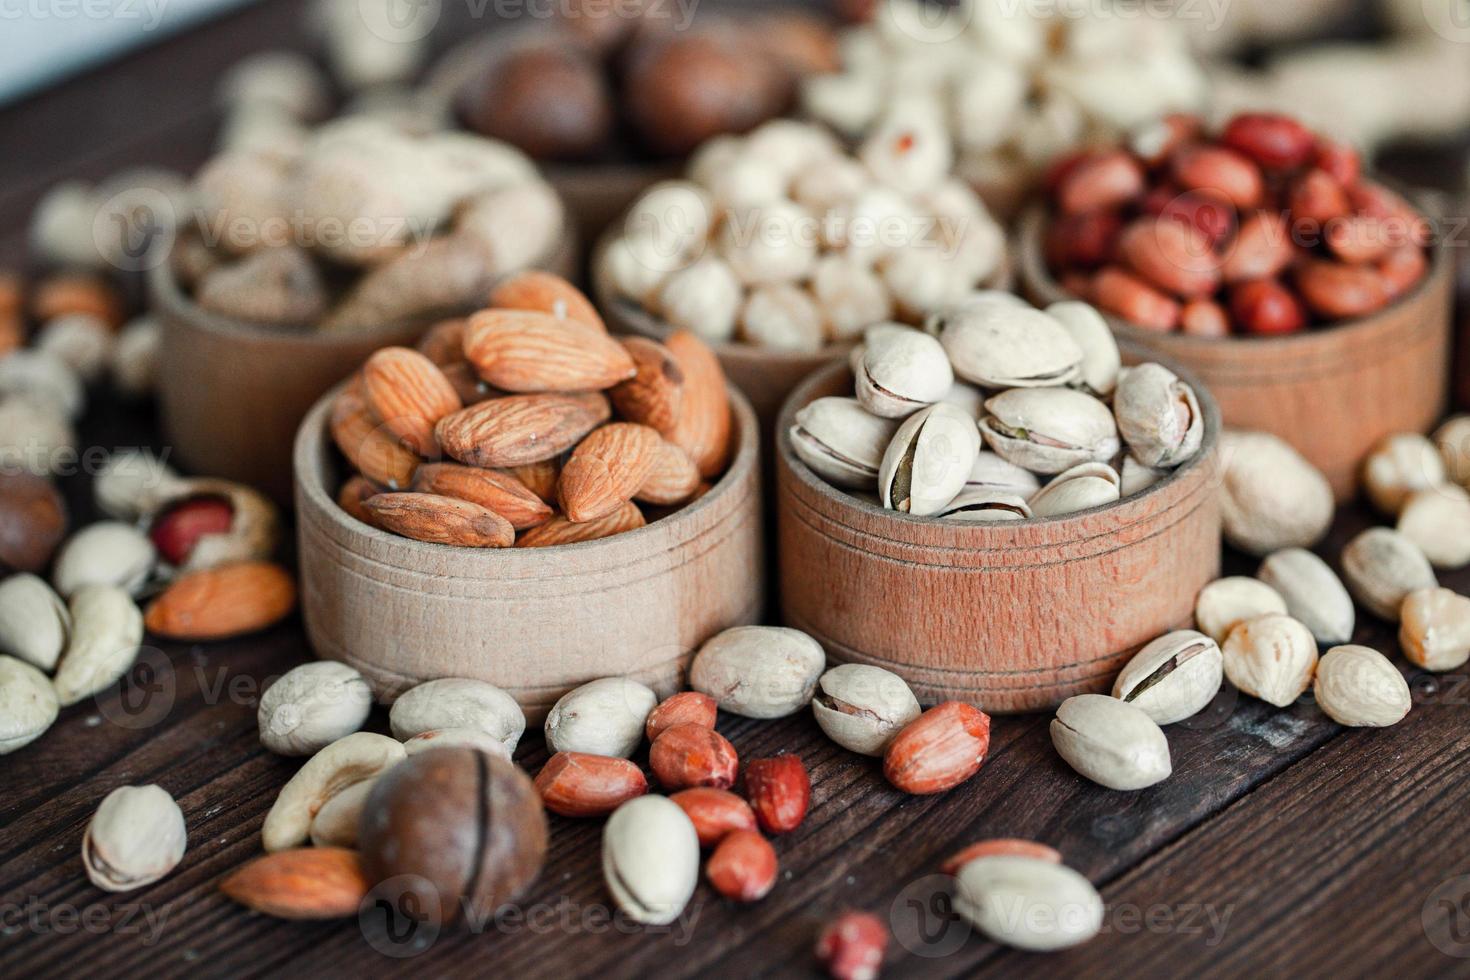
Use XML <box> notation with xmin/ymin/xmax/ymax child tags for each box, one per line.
<box><xmin>776</xmin><ymin>341</ymin><xmax>1222</xmax><ymax>540</ymax></box>
<box><xmin>294</xmin><ymin>376</ymin><xmax>760</xmax><ymax>571</ymax></box>
<box><xmin>1015</xmin><ymin>195</ymin><xmax>1452</xmax><ymax>355</ymax></box>
<box><xmin>590</xmin><ymin>224</ymin><xmax>1015</xmax><ymax>370</ymax></box>
<box><xmin>145</xmin><ymin>219</ymin><xmax>577</xmax><ymax>348</ymax></box>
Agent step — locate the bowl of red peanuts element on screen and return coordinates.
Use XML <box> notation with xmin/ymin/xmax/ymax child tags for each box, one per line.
<box><xmin>1019</xmin><ymin>111</ymin><xmax>1454</xmax><ymax>500</ymax></box>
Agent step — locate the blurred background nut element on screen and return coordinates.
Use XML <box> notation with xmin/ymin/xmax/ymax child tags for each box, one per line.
<box><xmin>461</xmin><ymin>40</ymin><xmax>613</xmax><ymax>161</ymax></box>
<box><xmin>1313</xmin><ymin>645</ymin><xmax>1411</xmax><ymax>728</ymax></box>
<box><xmin>544</xmin><ymin>677</ymin><xmax>657</xmax><ymax>758</ymax></box>
<box><xmin>691</xmin><ymin>626</ymin><xmax>826</xmax><ymax>719</ymax></box>
<box><xmin>1341</xmin><ymin>527</ymin><xmax>1437</xmax><ymax>621</ymax></box>
<box><xmin>1433</xmin><ymin>416</ymin><xmax>1470</xmax><ymax>487</ymax></box>
<box><xmin>52</xmin><ymin>585</ymin><xmax>144</xmax><ymax>707</ymax></box>
<box><xmin>1257</xmin><ymin>548</ymin><xmax>1356</xmax><ymax>647</ymax></box>
<box><xmin>0</xmin><ymin>655</ymin><xmax>58</xmax><ymax>754</ymax></box>
<box><xmin>954</xmin><ymin>855</ymin><xmax>1104</xmax><ymax>952</ymax></box>
<box><xmin>0</xmin><ymin>395</ymin><xmax>77</xmax><ymax>477</ymax></box>
<box><xmin>812</xmin><ymin>663</ymin><xmax>921</xmax><ymax>755</ymax></box>
<box><xmin>403</xmin><ymin>727</ymin><xmax>513</xmax><ymax>759</ymax></box>
<box><xmin>360</xmin><ymin>747</ymin><xmax>548</xmax><ymax>928</ymax></box>
<box><xmin>0</xmin><ymin>473</ymin><xmax>67</xmax><ymax>574</ymax></box>
<box><xmin>1194</xmin><ymin>577</ymin><xmax>1287</xmax><ymax>645</ymax></box>
<box><xmin>111</xmin><ymin>317</ymin><xmax>162</xmax><ymax>400</ymax></box>
<box><xmin>148</xmin><ymin>479</ymin><xmax>281</xmax><ymax>573</ymax></box>
<box><xmin>1111</xmin><ymin>630</ymin><xmax>1222</xmax><ymax>725</ymax></box>
<box><xmin>1396</xmin><ymin>486</ymin><xmax>1470</xmax><ymax>570</ymax></box>
<box><xmin>1363</xmin><ymin>433</ymin><xmax>1446</xmax><ymax>516</ymax></box>
<box><xmin>1399</xmin><ymin>587</ymin><xmax>1470</xmax><ymax>672</ymax></box>
<box><xmin>82</xmin><ymin>785</ymin><xmax>187</xmax><ymax>892</ymax></box>
<box><xmin>602</xmin><ymin>794</ymin><xmax>700</xmax><ymax>926</ymax></box>
<box><xmin>35</xmin><ymin>315</ymin><xmax>113</xmax><ymax>383</ymax></box>
<box><xmin>388</xmin><ymin>677</ymin><xmax>526</xmax><ymax>754</ymax></box>
<box><xmin>94</xmin><ymin>451</ymin><xmax>183</xmax><ymax>522</ymax></box>
<box><xmin>1050</xmin><ymin>694</ymin><xmax>1170</xmax><ymax>790</ymax></box>
<box><xmin>262</xmin><ymin>731</ymin><xmax>404</xmax><ymax>851</ymax></box>
<box><xmin>1217</xmin><ymin>430</ymin><xmax>1334</xmax><ymax>556</ymax></box>
<box><xmin>0</xmin><ymin>574</ymin><xmax>69</xmax><ymax>671</ymax></box>
<box><xmin>790</xmin><ymin>396</ymin><xmax>898</xmax><ymax>491</ymax></box>
<box><xmin>1221</xmin><ymin>614</ymin><xmax>1319</xmax><ymax>707</ymax></box>
<box><xmin>258</xmin><ymin>661</ymin><xmax>373</xmax><ymax>756</ymax></box>
<box><xmin>52</xmin><ymin>522</ymin><xmax>156</xmax><ymax>599</ymax></box>
<box><xmin>144</xmin><ymin>561</ymin><xmax>297</xmax><ymax>641</ymax></box>
<box><xmin>307</xmin><ymin>779</ymin><xmax>375</xmax><ymax>848</ymax></box>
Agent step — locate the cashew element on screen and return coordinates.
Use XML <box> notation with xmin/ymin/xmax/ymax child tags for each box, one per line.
<box><xmin>261</xmin><ymin>731</ymin><xmax>404</xmax><ymax>852</ymax></box>
<box><xmin>52</xmin><ymin>585</ymin><xmax>144</xmax><ymax>707</ymax></box>
<box><xmin>307</xmin><ymin>778</ymin><xmax>376</xmax><ymax>848</ymax></box>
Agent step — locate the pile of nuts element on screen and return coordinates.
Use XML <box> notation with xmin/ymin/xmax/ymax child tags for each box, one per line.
<box><xmin>1041</xmin><ymin>111</ymin><xmax>1432</xmax><ymax>335</ymax></box>
<box><xmin>801</xmin><ymin>0</ymin><xmax>1207</xmax><ymax>213</ymax></box>
<box><xmin>792</xmin><ymin>293</ymin><xmax>1204</xmax><ymax>521</ymax></box>
<box><xmin>330</xmin><ymin>272</ymin><xmax>731</xmax><ymax>548</ymax></box>
<box><xmin>598</xmin><ymin>119</ymin><xmax>1007</xmax><ymax>352</ymax></box>
<box><xmin>178</xmin><ymin>119</ymin><xmax>566</xmax><ymax>333</ymax></box>
<box><xmin>458</xmin><ymin>7</ymin><xmax>837</xmax><ymax>160</ymax></box>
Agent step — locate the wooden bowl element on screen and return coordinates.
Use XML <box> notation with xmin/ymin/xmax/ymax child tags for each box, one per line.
<box><xmin>776</xmin><ymin>356</ymin><xmax>1223</xmax><ymax>714</ymax></box>
<box><xmin>149</xmin><ymin>229</ymin><xmax>577</xmax><ymax>504</ymax></box>
<box><xmin>293</xmin><ymin>382</ymin><xmax>764</xmax><ymax>723</ymax></box>
<box><xmin>593</xmin><ymin>230</ymin><xmax>1015</xmax><ymax>435</ymax></box>
<box><xmin>1017</xmin><ymin>205</ymin><xmax>1454</xmax><ymax>501</ymax></box>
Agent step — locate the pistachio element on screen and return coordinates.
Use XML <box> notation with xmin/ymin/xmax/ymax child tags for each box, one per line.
<box><xmin>0</xmin><ymin>573</ymin><xmax>70</xmax><ymax>671</ymax></box>
<box><xmin>1341</xmin><ymin>527</ymin><xmax>1437</xmax><ymax>621</ymax></box>
<box><xmin>1221</xmin><ymin>614</ymin><xmax>1318</xmax><ymax>707</ymax></box>
<box><xmin>544</xmin><ymin>677</ymin><xmax>657</xmax><ymax>759</ymax></box>
<box><xmin>811</xmin><ymin>663</ymin><xmax>922</xmax><ymax>756</ymax></box>
<box><xmin>1397</xmin><ymin>485</ymin><xmax>1470</xmax><ymax>570</ymax></box>
<box><xmin>52</xmin><ymin>586</ymin><xmax>144</xmax><ymax>707</ymax></box>
<box><xmin>52</xmin><ymin>521</ymin><xmax>156</xmax><ymax>598</ymax></box>
<box><xmin>1050</xmin><ymin>694</ymin><xmax>1171</xmax><ymax>791</ymax></box>
<box><xmin>389</xmin><ymin>678</ymin><xmax>525</xmax><ymax>753</ymax></box>
<box><xmin>954</xmin><ymin>855</ymin><xmax>1104</xmax><ymax>952</ymax></box>
<box><xmin>879</xmin><ymin>402</ymin><xmax>981</xmax><ymax>515</ymax></box>
<box><xmin>0</xmin><ymin>394</ymin><xmax>76</xmax><ymax>476</ymax></box>
<box><xmin>1399</xmin><ymin>587</ymin><xmax>1470</xmax><ymax>670</ymax></box>
<box><xmin>602</xmin><ymin>795</ymin><xmax>700</xmax><ymax>926</ymax></box>
<box><xmin>1112</xmin><ymin>363</ymin><xmax>1204</xmax><ymax>468</ymax></box>
<box><xmin>690</xmin><ymin>626</ymin><xmax>826</xmax><ymax>719</ymax></box>
<box><xmin>262</xmin><ymin>731</ymin><xmax>405</xmax><ymax>851</ymax></box>
<box><xmin>1119</xmin><ymin>455</ymin><xmax>1166</xmax><ymax>497</ymax></box>
<box><xmin>980</xmin><ymin>387</ymin><xmax>1120</xmax><ymax>475</ymax></box>
<box><xmin>402</xmin><ymin>726</ymin><xmax>513</xmax><ymax>759</ymax></box>
<box><xmin>964</xmin><ymin>451</ymin><xmax>1041</xmax><ymax>500</ymax></box>
<box><xmin>1046</xmin><ymin>301</ymin><xmax>1119</xmax><ymax>397</ymax></box>
<box><xmin>1194</xmin><ymin>577</ymin><xmax>1287</xmax><ymax>645</ymax></box>
<box><xmin>82</xmin><ymin>785</ymin><xmax>187</xmax><ymax>892</ymax></box>
<box><xmin>1257</xmin><ymin>548</ymin><xmax>1356</xmax><ymax>647</ymax></box>
<box><xmin>0</xmin><ymin>655</ymin><xmax>58</xmax><ymax>754</ymax></box>
<box><xmin>1313</xmin><ymin>645</ymin><xmax>1411</xmax><ymax>728</ymax></box>
<box><xmin>258</xmin><ymin>661</ymin><xmax>374</xmax><ymax>756</ymax></box>
<box><xmin>1363</xmin><ymin>433</ymin><xmax>1445</xmax><ymax>516</ymax></box>
<box><xmin>1111</xmin><ymin>630</ymin><xmax>1222</xmax><ymax>725</ymax></box>
<box><xmin>856</xmin><ymin>328</ymin><xmax>954</xmax><ymax>419</ymax></box>
<box><xmin>94</xmin><ymin>450</ymin><xmax>183</xmax><ymax>521</ymax></box>
<box><xmin>1433</xmin><ymin>415</ymin><xmax>1470</xmax><ymax>486</ymax></box>
<box><xmin>937</xmin><ymin>489</ymin><xmax>1032</xmax><ymax>523</ymax></box>
<box><xmin>1217</xmin><ymin>430</ymin><xmax>1333</xmax><ymax>556</ymax></box>
<box><xmin>790</xmin><ymin>397</ymin><xmax>899</xmax><ymax>490</ymax></box>
<box><xmin>933</xmin><ymin>301</ymin><xmax>1082</xmax><ymax>388</ymax></box>
<box><xmin>0</xmin><ymin>350</ymin><xmax>84</xmax><ymax>419</ymax></box>
<box><xmin>308</xmin><ymin>779</ymin><xmax>375</xmax><ymax>848</ymax></box>
<box><xmin>1027</xmin><ymin>462</ymin><xmax>1120</xmax><ymax>519</ymax></box>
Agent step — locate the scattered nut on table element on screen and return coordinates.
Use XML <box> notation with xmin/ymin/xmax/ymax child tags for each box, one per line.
<box><xmin>690</xmin><ymin>626</ymin><xmax>826</xmax><ymax>719</ymax></box>
<box><xmin>0</xmin><ymin>655</ymin><xmax>58</xmax><ymax>755</ymax></box>
<box><xmin>1195</xmin><ymin>577</ymin><xmax>1287</xmax><ymax>645</ymax></box>
<box><xmin>82</xmin><ymin>785</ymin><xmax>187</xmax><ymax>892</ymax></box>
<box><xmin>1111</xmin><ymin>629</ymin><xmax>1222</xmax><ymax>725</ymax></box>
<box><xmin>261</xmin><ymin>731</ymin><xmax>405</xmax><ymax>852</ymax></box>
<box><xmin>389</xmin><ymin>677</ymin><xmax>526</xmax><ymax>753</ymax></box>
<box><xmin>1257</xmin><ymin>548</ymin><xmax>1356</xmax><ymax>647</ymax></box>
<box><xmin>544</xmin><ymin>676</ymin><xmax>657</xmax><ymax>758</ymax></box>
<box><xmin>602</xmin><ymin>794</ymin><xmax>700</xmax><ymax>926</ymax></box>
<box><xmin>1341</xmin><ymin>527</ymin><xmax>1438</xmax><ymax>621</ymax></box>
<box><xmin>1050</xmin><ymin>694</ymin><xmax>1171</xmax><ymax>791</ymax></box>
<box><xmin>954</xmin><ymin>854</ymin><xmax>1105</xmax><ymax>952</ymax></box>
<box><xmin>1217</xmin><ymin>430</ymin><xmax>1334</xmax><ymax>556</ymax></box>
<box><xmin>811</xmin><ymin>663</ymin><xmax>921</xmax><ymax>756</ymax></box>
<box><xmin>257</xmin><ymin>661</ymin><xmax>373</xmax><ymax>756</ymax></box>
<box><xmin>1399</xmin><ymin>586</ymin><xmax>1470</xmax><ymax>671</ymax></box>
<box><xmin>1221</xmin><ymin>614</ymin><xmax>1319</xmax><ymax>707</ymax></box>
<box><xmin>1313</xmin><ymin>645</ymin><xmax>1412</xmax><ymax>728</ymax></box>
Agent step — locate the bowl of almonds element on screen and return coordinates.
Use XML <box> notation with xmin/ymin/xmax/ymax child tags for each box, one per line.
<box><xmin>1017</xmin><ymin>111</ymin><xmax>1453</xmax><ymax>500</ymax></box>
<box><xmin>293</xmin><ymin>272</ymin><xmax>762</xmax><ymax>721</ymax></box>
<box><xmin>150</xmin><ymin>120</ymin><xmax>577</xmax><ymax>503</ymax></box>
<box><xmin>776</xmin><ymin>294</ymin><xmax>1222</xmax><ymax>712</ymax></box>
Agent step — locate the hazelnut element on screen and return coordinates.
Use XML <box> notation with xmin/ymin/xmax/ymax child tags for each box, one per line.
<box><xmin>461</xmin><ymin>41</ymin><xmax>613</xmax><ymax>161</ymax></box>
<box><xmin>0</xmin><ymin>473</ymin><xmax>67</xmax><ymax>574</ymax></box>
<box><xmin>359</xmin><ymin>747</ymin><xmax>548</xmax><ymax>927</ymax></box>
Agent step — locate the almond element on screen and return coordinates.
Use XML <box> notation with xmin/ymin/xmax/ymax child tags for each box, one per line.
<box><xmin>883</xmin><ymin>701</ymin><xmax>991</xmax><ymax>795</ymax></box>
<box><xmin>940</xmin><ymin>838</ymin><xmax>1062</xmax><ymax>877</ymax></box>
<box><xmin>706</xmin><ymin>829</ymin><xmax>777</xmax><ymax>902</ymax></box>
<box><xmin>743</xmin><ymin>755</ymin><xmax>810</xmax><ymax>834</ymax></box>
<box><xmin>649</xmin><ymin>722</ymin><xmax>738</xmax><ymax>790</ymax></box>
<box><xmin>646</xmin><ymin>691</ymin><xmax>718</xmax><ymax>742</ymax></box>
<box><xmin>364</xmin><ymin>492</ymin><xmax>514</xmax><ymax>547</ymax></box>
<box><xmin>34</xmin><ymin>272</ymin><xmax>125</xmax><ymax>329</ymax></box>
<box><xmin>665</xmin><ymin>331</ymin><xmax>732</xmax><ymax>479</ymax></box>
<box><xmin>610</xmin><ymin>337</ymin><xmax>684</xmax><ymax>435</ymax></box>
<box><xmin>534</xmin><ymin>751</ymin><xmax>648</xmax><ymax>817</ymax></box>
<box><xmin>412</xmin><ymin>462</ymin><xmax>552</xmax><ymax>530</ymax></box>
<box><xmin>440</xmin><ymin>361</ymin><xmax>495</xmax><ymax>405</ymax></box>
<box><xmin>416</xmin><ymin>317</ymin><xmax>468</xmax><ymax>366</ymax></box>
<box><xmin>330</xmin><ymin>386</ymin><xmax>419</xmax><ymax>490</ymax></box>
<box><xmin>463</xmin><ymin>310</ymin><xmax>634</xmax><ymax>392</ymax></box>
<box><xmin>337</xmin><ymin>475</ymin><xmax>382</xmax><ymax>527</ymax></box>
<box><xmin>0</xmin><ymin>315</ymin><xmax>22</xmax><ymax>357</ymax></box>
<box><xmin>515</xmin><ymin>501</ymin><xmax>645</xmax><ymax>548</ymax></box>
<box><xmin>220</xmin><ymin>847</ymin><xmax>370</xmax><ymax>920</ymax></box>
<box><xmin>635</xmin><ymin>440</ymin><xmax>702</xmax><ymax>506</ymax></box>
<box><xmin>669</xmin><ymin>787</ymin><xmax>757</xmax><ymax>847</ymax></box>
<box><xmin>144</xmin><ymin>561</ymin><xmax>296</xmax><ymax>640</ymax></box>
<box><xmin>436</xmin><ymin>392</ymin><xmax>611</xmax><ymax>468</ymax></box>
<box><xmin>558</xmin><ymin>423</ymin><xmax>662</xmax><ymax>523</ymax></box>
<box><xmin>489</xmin><ymin>271</ymin><xmax>606</xmax><ymax>333</ymax></box>
<box><xmin>362</xmin><ymin>347</ymin><xmax>462</xmax><ymax>456</ymax></box>
<box><xmin>507</xmin><ymin>458</ymin><xmax>561</xmax><ymax>505</ymax></box>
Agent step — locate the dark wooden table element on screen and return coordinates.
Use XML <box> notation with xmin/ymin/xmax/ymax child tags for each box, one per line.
<box><xmin>3</xmin><ymin>3</ymin><xmax>1470</xmax><ymax>977</ymax></box>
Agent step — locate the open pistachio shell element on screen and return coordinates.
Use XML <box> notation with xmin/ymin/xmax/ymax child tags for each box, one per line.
<box><xmin>791</xmin><ymin>397</ymin><xmax>900</xmax><ymax>490</ymax></box>
<box><xmin>1028</xmin><ymin>464</ymin><xmax>1121</xmax><ymax>519</ymax></box>
<box><xmin>1120</xmin><ymin>454</ymin><xmax>1166</xmax><ymax>497</ymax></box>
<box><xmin>1046</xmin><ymin>301</ymin><xmax>1119</xmax><ymax>397</ymax></box>
<box><xmin>856</xmin><ymin>328</ymin><xmax>954</xmax><ymax>419</ymax></box>
<box><xmin>933</xmin><ymin>302</ymin><xmax>1082</xmax><ymax>388</ymax></box>
<box><xmin>980</xmin><ymin>387</ymin><xmax>1120</xmax><ymax>475</ymax></box>
<box><xmin>1112</xmin><ymin>630</ymin><xmax>1222</xmax><ymax>725</ymax></box>
<box><xmin>937</xmin><ymin>490</ymin><xmax>1033</xmax><ymax>523</ymax></box>
<box><xmin>879</xmin><ymin>403</ymin><xmax>981</xmax><ymax>516</ymax></box>
<box><xmin>1114</xmin><ymin>363</ymin><xmax>1203</xmax><ymax>468</ymax></box>
<box><xmin>965</xmin><ymin>451</ymin><xmax>1041</xmax><ymax>500</ymax></box>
